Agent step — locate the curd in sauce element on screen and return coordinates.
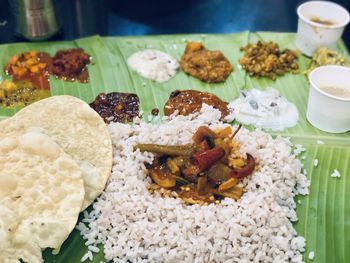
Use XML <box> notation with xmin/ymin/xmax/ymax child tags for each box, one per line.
<box><xmin>229</xmin><ymin>88</ymin><xmax>299</xmax><ymax>131</ymax></box>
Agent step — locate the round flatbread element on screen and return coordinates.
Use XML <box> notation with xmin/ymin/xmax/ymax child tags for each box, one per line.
<box><xmin>1</xmin><ymin>239</ymin><xmax>43</xmax><ymax>263</ymax></box>
<box><xmin>0</xmin><ymin>131</ymin><xmax>85</xmax><ymax>262</ymax></box>
<box><xmin>0</xmin><ymin>95</ymin><xmax>113</xmax><ymax>209</ymax></box>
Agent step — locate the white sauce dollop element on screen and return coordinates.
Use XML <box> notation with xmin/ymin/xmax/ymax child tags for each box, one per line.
<box><xmin>229</xmin><ymin>87</ymin><xmax>299</xmax><ymax>131</ymax></box>
<box><xmin>127</xmin><ymin>49</ymin><xmax>179</xmax><ymax>83</ymax></box>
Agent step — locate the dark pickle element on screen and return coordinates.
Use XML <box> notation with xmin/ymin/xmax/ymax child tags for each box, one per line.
<box><xmin>90</xmin><ymin>92</ymin><xmax>140</xmax><ymax>123</ymax></box>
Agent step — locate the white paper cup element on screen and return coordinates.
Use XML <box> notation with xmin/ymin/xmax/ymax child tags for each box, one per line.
<box><xmin>307</xmin><ymin>65</ymin><xmax>350</xmax><ymax>133</ymax></box>
<box><xmin>296</xmin><ymin>1</ymin><xmax>349</xmax><ymax>56</ymax></box>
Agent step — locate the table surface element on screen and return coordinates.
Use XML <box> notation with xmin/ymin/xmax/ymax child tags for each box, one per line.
<box><xmin>0</xmin><ymin>0</ymin><xmax>349</xmax><ymax>48</ymax></box>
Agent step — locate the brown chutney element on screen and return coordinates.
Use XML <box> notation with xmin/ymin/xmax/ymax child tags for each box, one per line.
<box><xmin>164</xmin><ymin>89</ymin><xmax>229</xmax><ymax>120</ymax></box>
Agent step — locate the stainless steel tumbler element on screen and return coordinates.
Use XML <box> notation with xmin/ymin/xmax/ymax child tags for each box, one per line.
<box><xmin>9</xmin><ymin>0</ymin><xmax>61</xmax><ymax>41</ymax></box>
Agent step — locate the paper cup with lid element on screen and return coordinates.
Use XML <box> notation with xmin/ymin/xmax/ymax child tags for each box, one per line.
<box><xmin>296</xmin><ymin>1</ymin><xmax>350</xmax><ymax>56</ymax></box>
<box><xmin>306</xmin><ymin>65</ymin><xmax>350</xmax><ymax>133</ymax></box>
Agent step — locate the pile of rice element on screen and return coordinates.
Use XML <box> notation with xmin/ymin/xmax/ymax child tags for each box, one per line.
<box><xmin>77</xmin><ymin>105</ymin><xmax>309</xmax><ymax>263</ymax></box>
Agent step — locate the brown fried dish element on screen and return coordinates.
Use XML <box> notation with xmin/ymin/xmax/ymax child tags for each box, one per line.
<box><xmin>135</xmin><ymin>126</ymin><xmax>255</xmax><ymax>205</ymax></box>
<box><xmin>180</xmin><ymin>42</ymin><xmax>233</xmax><ymax>83</ymax></box>
<box><xmin>239</xmin><ymin>41</ymin><xmax>299</xmax><ymax>80</ymax></box>
<box><xmin>52</xmin><ymin>48</ymin><xmax>91</xmax><ymax>82</ymax></box>
<box><xmin>164</xmin><ymin>90</ymin><xmax>229</xmax><ymax>120</ymax></box>
<box><xmin>90</xmin><ymin>92</ymin><xmax>140</xmax><ymax>123</ymax></box>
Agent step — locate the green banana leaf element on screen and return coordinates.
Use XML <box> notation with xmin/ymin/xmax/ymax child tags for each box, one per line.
<box><xmin>294</xmin><ymin>143</ymin><xmax>350</xmax><ymax>263</ymax></box>
<box><xmin>0</xmin><ymin>33</ymin><xmax>349</xmax><ymax>263</ymax></box>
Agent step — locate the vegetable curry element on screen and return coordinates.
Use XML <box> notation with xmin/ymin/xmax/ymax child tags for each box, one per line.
<box><xmin>135</xmin><ymin>125</ymin><xmax>256</xmax><ymax>205</ymax></box>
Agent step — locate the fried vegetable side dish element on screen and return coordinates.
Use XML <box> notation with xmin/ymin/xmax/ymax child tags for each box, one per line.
<box><xmin>180</xmin><ymin>42</ymin><xmax>233</xmax><ymax>83</ymax></box>
<box><xmin>4</xmin><ymin>51</ymin><xmax>52</xmax><ymax>89</ymax></box>
<box><xmin>90</xmin><ymin>92</ymin><xmax>140</xmax><ymax>123</ymax></box>
<box><xmin>239</xmin><ymin>41</ymin><xmax>299</xmax><ymax>80</ymax></box>
<box><xmin>135</xmin><ymin>125</ymin><xmax>256</xmax><ymax>205</ymax></box>
<box><xmin>164</xmin><ymin>89</ymin><xmax>229</xmax><ymax>120</ymax></box>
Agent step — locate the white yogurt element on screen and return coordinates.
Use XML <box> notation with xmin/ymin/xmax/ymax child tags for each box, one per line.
<box><xmin>229</xmin><ymin>87</ymin><xmax>299</xmax><ymax>131</ymax></box>
<box><xmin>127</xmin><ymin>49</ymin><xmax>179</xmax><ymax>83</ymax></box>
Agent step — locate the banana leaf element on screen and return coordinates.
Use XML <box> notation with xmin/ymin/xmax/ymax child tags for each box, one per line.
<box><xmin>0</xmin><ymin>33</ymin><xmax>349</xmax><ymax>263</ymax></box>
<box><xmin>293</xmin><ymin>142</ymin><xmax>350</xmax><ymax>263</ymax></box>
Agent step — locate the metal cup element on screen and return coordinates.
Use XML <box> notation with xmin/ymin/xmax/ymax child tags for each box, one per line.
<box><xmin>9</xmin><ymin>0</ymin><xmax>61</xmax><ymax>41</ymax></box>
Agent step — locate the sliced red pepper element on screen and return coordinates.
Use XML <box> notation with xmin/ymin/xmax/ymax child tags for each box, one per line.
<box><xmin>193</xmin><ymin>147</ymin><xmax>225</xmax><ymax>171</ymax></box>
<box><xmin>230</xmin><ymin>153</ymin><xmax>255</xmax><ymax>179</ymax></box>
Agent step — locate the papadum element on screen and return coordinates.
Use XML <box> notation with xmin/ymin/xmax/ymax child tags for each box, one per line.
<box><xmin>0</xmin><ymin>95</ymin><xmax>113</xmax><ymax>209</ymax></box>
<box><xmin>0</xmin><ymin>131</ymin><xmax>85</xmax><ymax>262</ymax></box>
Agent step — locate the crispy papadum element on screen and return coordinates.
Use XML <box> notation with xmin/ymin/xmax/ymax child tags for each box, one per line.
<box><xmin>0</xmin><ymin>131</ymin><xmax>85</xmax><ymax>262</ymax></box>
<box><xmin>0</xmin><ymin>95</ymin><xmax>113</xmax><ymax>209</ymax></box>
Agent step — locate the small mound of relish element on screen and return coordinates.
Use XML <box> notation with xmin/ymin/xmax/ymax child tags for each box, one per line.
<box><xmin>90</xmin><ymin>92</ymin><xmax>140</xmax><ymax>123</ymax></box>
